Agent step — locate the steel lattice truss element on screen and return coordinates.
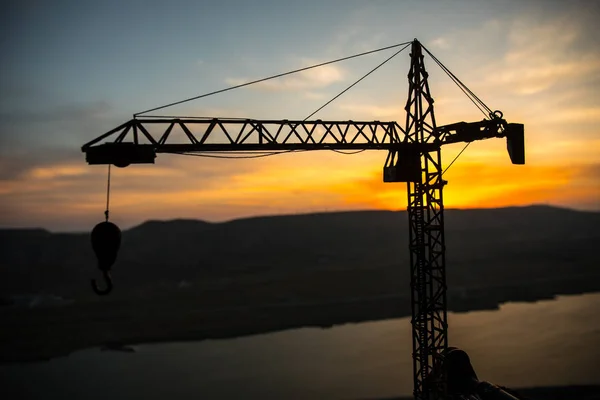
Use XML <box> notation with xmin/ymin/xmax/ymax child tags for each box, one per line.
<box><xmin>82</xmin><ymin>116</ymin><xmax>513</xmax><ymax>160</ymax></box>
<box><xmin>84</xmin><ymin>118</ymin><xmax>405</xmax><ymax>153</ymax></box>
<box><xmin>403</xmin><ymin>41</ymin><xmax>448</xmax><ymax>400</ymax></box>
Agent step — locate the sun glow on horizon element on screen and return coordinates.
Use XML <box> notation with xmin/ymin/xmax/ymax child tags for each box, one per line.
<box><xmin>1</xmin><ymin>2</ymin><xmax>599</xmax><ymax>231</ymax></box>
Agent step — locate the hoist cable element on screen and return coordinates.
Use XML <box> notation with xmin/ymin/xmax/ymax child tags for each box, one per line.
<box><xmin>104</xmin><ymin>164</ymin><xmax>111</xmax><ymax>221</ymax></box>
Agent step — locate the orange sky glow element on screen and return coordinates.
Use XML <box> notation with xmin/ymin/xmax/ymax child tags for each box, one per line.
<box><xmin>1</xmin><ymin>2</ymin><xmax>599</xmax><ymax>231</ymax></box>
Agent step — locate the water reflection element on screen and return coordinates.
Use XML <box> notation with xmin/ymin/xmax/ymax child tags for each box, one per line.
<box><xmin>2</xmin><ymin>293</ymin><xmax>599</xmax><ymax>400</ymax></box>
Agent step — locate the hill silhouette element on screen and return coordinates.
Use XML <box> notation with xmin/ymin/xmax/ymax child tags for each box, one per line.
<box><xmin>1</xmin><ymin>205</ymin><xmax>600</xmax><ymax>362</ymax></box>
<box><xmin>1</xmin><ymin>205</ymin><xmax>598</xmax><ymax>299</ymax></box>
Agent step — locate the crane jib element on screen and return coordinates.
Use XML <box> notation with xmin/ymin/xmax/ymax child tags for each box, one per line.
<box><xmin>83</xmin><ymin>118</ymin><xmax>523</xmax><ymax>170</ymax></box>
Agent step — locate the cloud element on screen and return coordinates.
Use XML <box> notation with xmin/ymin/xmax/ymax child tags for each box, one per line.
<box><xmin>27</xmin><ymin>165</ymin><xmax>88</xmax><ymax>180</ymax></box>
<box><xmin>541</xmin><ymin>107</ymin><xmax>600</xmax><ymax>124</ymax></box>
<box><xmin>422</xmin><ymin>13</ymin><xmax>600</xmax><ymax>102</ymax></box>
<box><xmin>0</xmin><ymin>101</ymin><xmax>111</xmax><ymax>125</ymax></box>
<box><xmin>337</xmin><ymin>103</ymin><xmax>402</xmax><ymax>120</ymax></box>
<box><xmin>526</xmin><ymin>138</ymin><xmax>600</xmax><ymax>164</ymax></box>
<box><xmin>3</xmin><ymin>8</ymin><xmax>600</xmax><ymax>231</ymax></box>
<box><xmin>418</xmin><ymin>11</ymin><xmax>600</xmax><ymax>165</ymax></box>
<box><xmin>2</xmin><ymin>145</ymin><xmax>599</xmax><ymax>231</ymax></box>
<box><xmin>0</xmin><ymin>146</ymin><xmax>301</xmax><ymax>226</ymax></box>
<box><xmin>0</xmin><ymin>150</ymin><xmax>380</xmax><ymax>230</ymax></box>
<box><xmin>483</xmin><ymin>18</ymin><xmax>600</xmax><ymax>96</ymax></box>
<box><xmin>304</xmin><ymin>91</ymin><xmax>326</xmax><ymax>100</ymax></box>
<box><xmin>225</xmin><ymin>61</ymin><xmax>345</xmax><ymax>92</ymax></box>
<box><xmin>429</xmin><ymin>37</ymin><xmax>450</xmax><ymax>50</ymax></box>
<box><xmin>0</xmin><ymin>100</ymin><xmax>120</xmax><ymax>152</ymax></box>
<box><xmin>0</xmin><ymin>148</ymin><xmax>83</xmax><ymax>180</ymax></box>
<box><xmin>330</xmin><ymin>28</ymin><xmax>388</xmax><ymax>54</ymax></box>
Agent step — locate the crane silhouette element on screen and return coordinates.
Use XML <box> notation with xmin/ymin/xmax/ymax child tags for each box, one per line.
<box><xmin>82</xmin><ymin>39</ymin><xmax>525</xmax><ymax>399</ymax></box>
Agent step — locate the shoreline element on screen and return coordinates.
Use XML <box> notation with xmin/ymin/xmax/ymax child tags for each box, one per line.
<box><xmin>2</xmin><ymin>290</ymin><xmax>599</xmax><ymax>364</ymax></box>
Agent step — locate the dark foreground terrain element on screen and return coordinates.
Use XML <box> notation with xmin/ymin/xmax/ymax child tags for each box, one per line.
<box><xmin>1</xmin><ymin>206</ymin><xmax>599</xmax><ymax>365</ymax></box>
<box><xmin>390</xmin><ymin>385</ymin><xmax>600</xmax><ymax>399</ymax></box>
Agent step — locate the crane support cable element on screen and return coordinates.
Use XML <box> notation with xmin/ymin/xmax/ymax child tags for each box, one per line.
<box><xmin>305</xmin><ymin>41</ymin><xmax>411</xmax><ymax>156</ymax></box>
<box><xmin>442</xmin><ymin>142</ymin><xmax>470</xmax><ymax>175</ymax></box>
<box><xmin>420</xmin><ymin>44</ymin><xmax>499</xmax><ymax>175</ymax></box>
<box><xmin>304</xmin><ymin>42</ymin><xmax>411</xmax><ymax>121</ymax></box>
<box><xmin>422</xmin><ymin>44</ymin><xmax>492</xmax><ymax>116</ymax></box>
<box><xmin>172</xmin><ymin>43</ymin><xmax>411</xmax><ymax>160</ymax></box>
<box><xmin>421</xmin><ymin>44</ymin><xmax>493</xmax><ymax>118</ymax></box>
<box><xmin>134</xmin><ymin>41</ymin><xmax>412</xmax><ymax>117</ymax></box>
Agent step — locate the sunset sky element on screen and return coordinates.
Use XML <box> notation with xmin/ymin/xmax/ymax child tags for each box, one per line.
<box><xmin>1</xmin><ymin>0</ymin><xmax>599</xmax><ymax>231</ymax></box>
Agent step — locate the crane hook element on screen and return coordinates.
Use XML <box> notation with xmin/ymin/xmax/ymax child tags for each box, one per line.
<box><xmin>91</xmin><ymin>270</ymin><xmax>113</xmax><ymax>296</ymax></box>
<box><xmin>90</xmin><ymin>220</ymin><xmax>121</xmax><ymax>296</ymax></box>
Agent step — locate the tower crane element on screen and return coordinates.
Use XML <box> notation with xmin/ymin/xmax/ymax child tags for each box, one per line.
<box><xmin>81</xmin><ymin>39</ymin><xmax>525</xmax><ymax>400</ymax></box>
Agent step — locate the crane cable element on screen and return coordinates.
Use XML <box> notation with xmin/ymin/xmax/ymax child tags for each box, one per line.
<box><xmin>175</xmin><ymin>149</ymin><xmax>306</xmax><ymax>159</ymax></box>
<box><xmin>442</xmin><ymin>142</ymin><xmax>470</xmax><ymax>175</ymax></box>
<box><xmin>421</xmin><ymin>44</ymin><xmax>493</xmax><ymax>118</ymax></box>
<box><xmin>134</xmin><ymin>41</ymin><xmax>412</xmax><ymax>117</ymax></box>
<box><xmin>420</xmin><ymin>44</ymin><xmax>497</xmax><ymax>174</ymax></box>
<box><xmin>174</xmin><ymin>42</ymin><xmax>411</xmax><ymax>159</ymax></box>
<box><xmin>138</xmin><ymin>41</ymin><xmax>491</xmax><ymax>169</ymax></box>
<box><xmin>104</xmin><ymin>164</ymin><xmax>111</xmax><ymax>221</ymax></box>
<box><xmin>304</xmin><ymin>42</ymin><xmax>411</xmax><ymax>121</ymax></box>
<box><xmin>307</xmin><ymin>41</ymin><xmax>411</xmax><ymax>156</ymax></box>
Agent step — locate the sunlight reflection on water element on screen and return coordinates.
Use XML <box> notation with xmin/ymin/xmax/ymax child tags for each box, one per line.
<box><xmin>2</xmin><ymin>293</ymin><xmax>599</xmax><ymax>400</ymax></box>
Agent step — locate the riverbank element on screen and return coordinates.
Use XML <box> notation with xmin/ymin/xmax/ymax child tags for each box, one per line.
<box><xmin>3</xmin><ymin>293</ymin><xmax>599</xmax><ymax>400</ymax></box>
<box><xmin>2</xmin><ymin>284</ymin><xmax>599</xmax><ymax>364</ymax></box>
<box><xmin>3</xmin><ymin>293</ymin><xmax>406</xmax><ymax>363</ymax></box>
<box><xmin>3</xmin><ymin>207</ymin><xmax>600</xmax><ymax>364</ymax></box>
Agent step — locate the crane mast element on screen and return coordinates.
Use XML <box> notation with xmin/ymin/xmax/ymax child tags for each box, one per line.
<box><xmin>82</xmin><ymin>39</ymin><xmax>524</xmax><ymax>399</ymax></box>
<box><xmin>405</xmin><ymin>40</ymin><xmax>447</xmax><ymax>398</ymax></box>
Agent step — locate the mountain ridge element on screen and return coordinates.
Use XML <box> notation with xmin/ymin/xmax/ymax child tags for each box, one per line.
<box><xmin>1</xmin><ymin>205</ymin><xmax>598</xmax><ymax>299</ymax></box>
<box><xmin>2</xmin><ymin>205</ymin><xmax>599</xmax><ymax>363</ymax></box>
<box><xmin>2</xmin><ymin>204</ymin><xmax>595</xmax><ymax>234</ymax></box>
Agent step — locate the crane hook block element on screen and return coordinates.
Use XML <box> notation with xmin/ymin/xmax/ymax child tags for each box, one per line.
<box><xmin>91</xmin><ymin>221</ymin><xmax>122</xmax><ymax>271</ymax></box>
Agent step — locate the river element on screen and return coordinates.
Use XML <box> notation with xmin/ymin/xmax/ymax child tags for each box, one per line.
<box><xmin>2</xmin><ymin>293</ymin><xmax>599</xmax><ymax>399</ymax></box>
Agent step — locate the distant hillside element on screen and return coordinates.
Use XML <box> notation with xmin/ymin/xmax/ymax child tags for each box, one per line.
<box><xmin>1</xmin><ymin>206</ymin><xmax>599</xmax><ymax>298</ymax></box>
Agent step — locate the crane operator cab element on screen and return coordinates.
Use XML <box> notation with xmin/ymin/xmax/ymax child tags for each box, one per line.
<box><xmin>430</xmin><ymin>347</ymin><xmax>526</xmax><ymax>400</ymax></box>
